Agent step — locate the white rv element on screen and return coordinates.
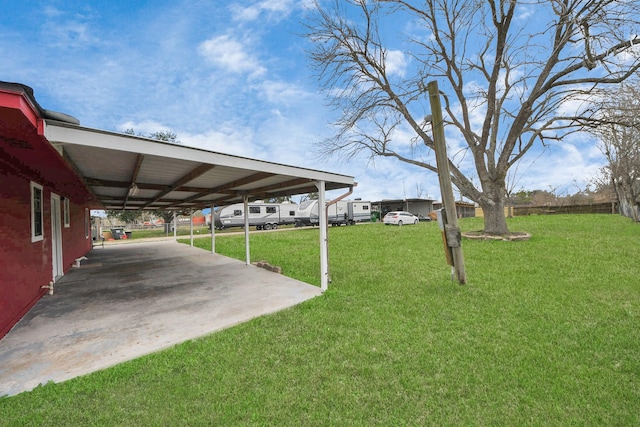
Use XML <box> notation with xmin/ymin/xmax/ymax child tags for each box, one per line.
<box><xmin>295</xmin><ymin>199</ymin><xmax>371</xmax><ymax>227</ymax></box>
<box><xmin>295</xmin><ymin>200</ymin><xmax>320</xmax><ymax>227</ymax></box>
<box><xmin>214</xmin><ymin>201</ymin><xmax>298</xmax><ymax>230</ymax></box>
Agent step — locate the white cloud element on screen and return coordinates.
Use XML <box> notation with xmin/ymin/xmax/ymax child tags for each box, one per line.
<box><xmin>385</xmin><ymin>50</ymin><xmax>408</xmax><ymax>77</ymax></box>
<box><xmin>181</xmin><ymin>126</ymin><xmax>264</xmax><ymax>159</ymax></box>
<box><xmin>198</xmin><ymin>34</ymin><xmax>266</xmax><ymax>76</ymax></box>
<box><xmin>512</xmin><ymin>139</ymin><xmax>605</xmax><ymax>194</ymax></box>
<box><xmin>47</xmin><ymin>20</ymin><xmax>97</xmax><ymax>48</ymax></box>
<box><xmin>230</xmin><ymin>0</ymin><xmax>297</xmax><ymax>22</ymax></box>
<box><xmin>42</xmin><ymin>6</ymin><xmax>64</xmax><ymax>18</ymax></box>
<box><xmin>230</xmin><ymin>5</ymin><xmax>261</xmax><ymax>21</ymax></box>
<box><xmin>256</xmin><ymin>79</ymin><xmax>312</xmax><ymax>105</ymax></box>
<box><xmin>515</xmin><ymin>6</ymin><xmax>534</xmax><ymax>22</ymax></box>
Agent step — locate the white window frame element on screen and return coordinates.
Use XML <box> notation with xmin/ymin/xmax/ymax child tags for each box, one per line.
<box><xmin>31</xmin><ymin>181</ymin><xmax>44</xmax><ymax>242</ymax></box>
<box><xmin>63</xmin><ymin>197</ymin><xmax>70</xmax><ymax>228</ymax></box>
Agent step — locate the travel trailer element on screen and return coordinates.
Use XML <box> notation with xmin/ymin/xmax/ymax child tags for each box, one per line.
<box><xmin>295</xmin><ymin>199</ymin><xmax>371</xmax><ymax>227</ymax></box>
<box><xmin>214</xmin><ymin>201</ymin><xmax>298</xmax><ymax>230</ymax></box>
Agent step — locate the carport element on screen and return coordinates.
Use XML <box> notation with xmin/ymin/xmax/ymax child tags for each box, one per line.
<box><xmin>0</xmin><ymin>240</ymin><xmax>323</xmax><ymax>396</ymax></box>
<box><xmin>45</xmin><ymin>121</ymin><xmax>355</xmax><ymax>290</ymax></box>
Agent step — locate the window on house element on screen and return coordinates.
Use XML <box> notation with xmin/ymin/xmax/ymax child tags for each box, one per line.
<box><xmin>31</xmin><ymin>181</ymin><xmax>44</xmax><ymax>242</ymax></box>
<box><xmin>63</xmin><ymin>198</ymin><xmax>70</xmax><ymax>228</ymax></box>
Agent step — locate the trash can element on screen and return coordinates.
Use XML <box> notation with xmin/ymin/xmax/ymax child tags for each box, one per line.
<box><xmin>125</xmin><ymin>231</ymin><xmax>132</xmax><ymax>239</ymax></box>
<box><xmin>110</xmin><ymin>228</ymin><xmax>125</xmax><ymax>240</ymax></box>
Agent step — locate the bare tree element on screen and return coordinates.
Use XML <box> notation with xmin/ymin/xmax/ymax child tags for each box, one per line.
<box><xmin>592</xmin><ymin>82</ymin><xmax>640</xmax><ymax>221</ymax></box>
<box><xmin>305</xmin><ymin>0</ymin><xmax>640</xmax><ymax>235</ymax></box>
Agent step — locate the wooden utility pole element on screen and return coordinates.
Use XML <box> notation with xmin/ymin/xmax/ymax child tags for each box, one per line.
<box><xmin>428</xmin><ymin>81</ymin><xmax>467</xmax><ymax>284</ymax></box>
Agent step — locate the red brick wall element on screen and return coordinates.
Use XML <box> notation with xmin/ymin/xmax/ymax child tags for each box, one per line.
<box><xmin>0</xmin><ymin>166</ymin><xmax>93</xmax><ymax>338</ymax></box>
<box><xmin>0</xmin><ymin>171</ymin><xmax>51</xmax><ymax>337</ymax></box>
<box><xmin>61</xmin><ymin>199</ymin><xmax>92</xmax><ymax>272</ymax></box>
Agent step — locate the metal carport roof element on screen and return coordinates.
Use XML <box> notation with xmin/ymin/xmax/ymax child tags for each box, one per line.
<box><xmin>43</xmin><ymin>121</ymin><xmax>354</xmax><ymax>211</ymax></box>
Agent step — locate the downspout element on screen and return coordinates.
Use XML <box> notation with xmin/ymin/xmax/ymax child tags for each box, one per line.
<box><xmin>326</xmin><ymin>184</ymin><xmax>355</xmax><ymax>209</ymax></box>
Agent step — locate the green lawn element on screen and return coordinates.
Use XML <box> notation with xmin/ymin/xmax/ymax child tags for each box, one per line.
<box><xmin>2</xmin><ymin>214</ymin><xmax>639</xmax><ymax>425</ymax></box>
<box><xmin>121</xmin><ymin>225</ymin><xmax>211</xmax><ymax>239</ymax></box>
<box><xmin>122</xmin><ymin>224</ymin><xmax>296</xmax><ymax>240</ymax></box>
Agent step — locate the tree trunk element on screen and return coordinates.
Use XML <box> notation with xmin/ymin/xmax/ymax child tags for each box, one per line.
<box><xmin>614</xmin><ymin>177</ymin><xmax>640</xmax><ymax>222</ymax></box>
<box><xmin>479</xmin><ymin>191</ymin><xmax>510</xmax><ymax>235</ymax></box>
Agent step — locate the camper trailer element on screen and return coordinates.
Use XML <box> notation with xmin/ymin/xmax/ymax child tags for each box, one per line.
<box><xmin>347</xmin><ymin>200</ymin><xmax>372</xmax><ymax>224</ymax></box>
<box><xmin>295</xmin><ymin>200</ymin><xmax>320</xmax><ymax>227</ymax></box>
<box><xmin>295</xmin><ymin>200</ymin><xmax>371</xmax><ymax>227</ymax></box>
<box><xmin>214</xmin><ymin>201</ymin><xmax>297</xmax><ymax>230</ymax></box>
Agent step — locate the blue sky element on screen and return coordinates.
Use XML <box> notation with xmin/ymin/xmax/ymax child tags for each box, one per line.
<box><xmin>0</xmin><ymin>0</ymin><xmax>605</xmax><ymax>203</ymax></box>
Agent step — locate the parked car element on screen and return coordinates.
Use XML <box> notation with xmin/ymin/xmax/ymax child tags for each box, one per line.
<box><xmin>383</xmin><ymin>211</ymin><xmax>419</xmax><ymax>226</ymax></box>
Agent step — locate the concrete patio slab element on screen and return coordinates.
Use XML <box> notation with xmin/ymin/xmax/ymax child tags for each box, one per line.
<box><xmin>0</xmin><ymin>241</ymin><xmax>322</xmax><ymax>397</ymax></box>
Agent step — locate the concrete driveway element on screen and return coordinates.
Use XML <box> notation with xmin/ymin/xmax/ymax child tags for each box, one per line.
<box><xmin>0</xmin><ymin>241</ymin><xmax>322</xmax><ymax>397</ymax></box>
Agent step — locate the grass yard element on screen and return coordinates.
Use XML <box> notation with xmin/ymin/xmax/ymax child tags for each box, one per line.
<box><xmin>122</xmin><ymin>225</ymin><xmax>211</xmax><ymax>239</ymax></box>
<box><xmin>2</xmin><ymin>214</ymin><xmax>639</xmax><ymax>425</ymax></box>
<box><xmin>121</xmin><ymin>224</ymin><xmax>297</xmax><ymax>240</ymax></box>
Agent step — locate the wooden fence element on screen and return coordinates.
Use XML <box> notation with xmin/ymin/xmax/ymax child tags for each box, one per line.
<box><xmin>512</xmin><ymin>202</ymin><xmax>617</xmax><ymax>216</ymax></box>
<box><xmin>475</xmin><ymin>202</ymin><xmax>617</xmax><ymax>217</ymax></box>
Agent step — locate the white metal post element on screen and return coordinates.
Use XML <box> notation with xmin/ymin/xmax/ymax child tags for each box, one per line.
<box><xmin>173</xmin><ymin>211</ymin><xmax>177</xmax><ymax>240</ymax></box>
<box><xmin>211</xmin><ymin>202</ymin><xmax>215</xmax><ymax>254</ymax></box>
<box><xmin>243</xmin><ymin>195</ymin><xmax>250</xmax><ymax>265</ymax></box>
<box><xmin>316</xmin><ymin>180</ymin><xmax>329</xmax><ymax>291</ymax></box>
<box><xmin>189</xmin><ymin>209</ymin><xmax>194</xmax><ymax>247</ymax></box>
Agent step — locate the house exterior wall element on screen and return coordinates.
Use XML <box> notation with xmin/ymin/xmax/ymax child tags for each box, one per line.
<box><xmin>1</xmin><ymin>87</ymin><xmax>94</xmax><ymax>338</ymax></box>
<box><xmin>0</xmin><ymin>170</ymin><xmax>49</xmax><ymax>337</ymax></box>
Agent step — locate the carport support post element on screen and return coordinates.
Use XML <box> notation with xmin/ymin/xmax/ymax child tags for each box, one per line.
<box><xmin>189</xmin><ymin>209</ymin><xmax>194</xmax><ymax>247</ymax></box>
<box><xmin>316</xmin><ymin>180</ymin><xmax>329</xmax><ymax>291</ymax></box>
<box><xmin>173</xmin><ymin>211</ymin><xmax>177</xmax><ymax>240</ymax></box>
<box><xmin>211</xmin><ymin>202</ymin><xmax>215</xmax><ymax>254</ymax></box>
<box><xmin>243</xmin><ymin>194</ymin><xmax>250</xmax><ymax>266</ymax></box>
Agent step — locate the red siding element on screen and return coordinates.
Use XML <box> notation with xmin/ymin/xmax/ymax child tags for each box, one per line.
<box><xmin>0</xmin><ymin>170</ymin><xmax>51</xmax><ymax>337</ymax></box>
<box><xmin>62</xmin><ymin>201</ymin><xmax>92</xmax><ymax>271</ymax></box>
<box><xmin>1</xmin><ymin>89</ymin><xmax>94</xmax><ymax>338</ymax></box>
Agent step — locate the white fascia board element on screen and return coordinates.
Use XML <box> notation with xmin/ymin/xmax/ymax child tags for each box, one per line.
<box><xmin>44</xmin><ymin>121</ymin><xmax>354</xmax><ymax>186</ymax></box>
